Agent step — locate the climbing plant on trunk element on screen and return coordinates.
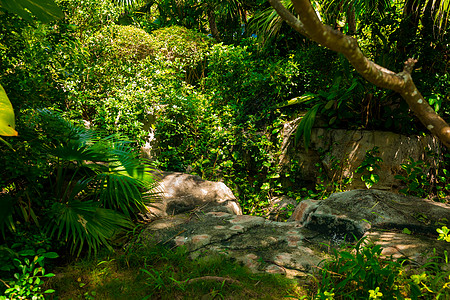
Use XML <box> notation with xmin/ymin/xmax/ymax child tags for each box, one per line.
<box><xmin>268</xmin><ymin>0</ymin><xmax>450</xmax><ymax>149</ymax></box>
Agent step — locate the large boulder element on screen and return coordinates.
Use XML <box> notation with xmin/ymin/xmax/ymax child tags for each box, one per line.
<box><xmin>291</xmin><ymin>189</ymin><xmax>450</xmax><ymax>238</ymax></box>
<box><xmin>290</xmin><ymin>189</ymin><xmax>450</xmax><ymax>263</ymax></box>
<box><xmin>143</xmin><ymin>171</ymin><xmax>242</xmax><ymax>221</ymax></box>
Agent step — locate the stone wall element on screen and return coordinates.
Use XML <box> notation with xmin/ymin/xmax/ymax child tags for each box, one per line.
<box><xmin>279</xmin><ymin>119</ymin><xmax>441</xmax><ymax>190</ymax></box>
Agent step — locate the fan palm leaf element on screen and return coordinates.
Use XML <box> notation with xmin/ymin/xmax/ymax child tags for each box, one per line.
<box><xmin>250</xmin><ymin>0</ymin><xmax>291</xmax><ymax>44</ymax></box>
<box><xmin>96</xmin><ymin>173</ymin><xmax>146</xmax><ymax>216</ymax></box>
<box><xmin>249</xmin><ymin>0</ymin><xmax>323</xmax><ymax>44</ymax></box>
<box><xmin>48</xmin><ymin>200</ymin><xmax>133</xmax><ymax>256</ymax></box>
<box><xmin>34</xmin><ymin>110</ymin><xmax>160</xmax><ymax>255</ymax></box>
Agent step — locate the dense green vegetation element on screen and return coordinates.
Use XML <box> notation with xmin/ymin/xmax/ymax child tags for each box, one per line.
<box><xmin>0</xmin><ymin>0</ymin><xmax>449</xmax><ymax>298</ymax></box>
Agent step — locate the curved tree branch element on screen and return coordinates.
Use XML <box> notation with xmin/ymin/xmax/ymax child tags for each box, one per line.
<box><xmin>267</xmin><ymin>0</ymin><xmax>309</xmax><ymax>37</ymax></box>
<box><xmin>269</xmin><ymin>0</ymin><xmax>450</xmax><ymax>148</ymax></box>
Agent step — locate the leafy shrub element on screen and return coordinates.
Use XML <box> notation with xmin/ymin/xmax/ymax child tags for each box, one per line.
<box><xmin>62</xmin><ymin>25</ymin><xmax>212</xmax><ymax>145</ymax></box>
<box><xmin>278</xmin><ymin>73</ymin><xmax>366</xmax><ymax>148</ymax></box>
<box><xmin>0</xmin><ymin>248</ymin><xmax>58</xmax><ymax>300</ymax></box>
<box><xmin>150</xmin><ymin>26</ymin><xmax>212</xmax><ymax>68</ymax></box>
<box><xmin>315</xmin><ymin>238</ymin><xmax>404</xmax><ymax>299</ymax></box>
<box><xmin>0</xmin><ymin>14</ymin><xmax>67</xmax><ymax>112</ymax></box>
<box><xmin>314</xmin><ymin>233</ymin><xmax>450</xmax><ymax>299</ymax></box>
<box><xmin>91</xmin><ymin>25</ymin><xmax>212</xmax><ymax>81</ymax></box>
<box><xmin>56</xmin><ymin>0</ymin><xmax>123</xmax><ymax>38</ymax></box>
<box><xmin>90</xmin><ymin>25</ymin><xmax>154</xmax><ymax>61</ymax></box>
<box><xmin>202</xmin><ymin>43</ymin><xmax>300</xmax><ymax>121</ymax></box>
<box><xmin>355</xmin><ymin>146</ymin><xmax>383</xmax><ymax>189</ymax></box>
<box><xmin>395</xmin><ymin>157</ymin><xmax>431</xmax><ymax>198</ymax></box>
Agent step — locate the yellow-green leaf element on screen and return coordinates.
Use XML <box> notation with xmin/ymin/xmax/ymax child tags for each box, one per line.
<box><xmin>0</xmin><ymin>84</ymin><xmax>18</xmax><ymax>136</ymax></box>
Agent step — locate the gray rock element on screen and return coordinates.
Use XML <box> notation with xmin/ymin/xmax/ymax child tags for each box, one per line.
<box><xmin>137</xmin><ymin>189</ymin><xmax>449</xmax><ymax>277</ymax></box>
<box><xmin>293</xmin><ymin>189</ymin><xmax>450</xmax><ymax>239</ymax></box>
<box><xmin>144</xmin><ymin>171</ymin><xmax>242</xmax><ymax>221</ymax></box>
<box><xmin>136</xmin><ymin>212</ymin><xmax>324</xmax><ymax>278</ymax></box>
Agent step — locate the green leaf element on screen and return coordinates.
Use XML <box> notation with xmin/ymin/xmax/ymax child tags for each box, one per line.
<box><xmin>261</xmin><ymin>182</ymin><xmax>270</xmax><ymax>190</ymax></box>
<box><xmin>48</xmin><ymin>201</ymin><xmax>133</xmax><ymax>256</ymax></box>
<box><xmin>42</xmin><ymin>252</ymin><xmax>59</xmax><ymax>259</ymax></box>
<box><xmin>295</xmin><ymin>104</ymin><xmax>320</xmax><ymax>150</ymax></box>
<box><xmin>324</xmin><ymin>100</ymin><xmax>334</xmax><ymax>110</ymax></box>
<box><xmin>18</xmin><ymin>249</ymin><xmax>36</xmax><ymax>256</ymax></box>
<box><xmin>276</xmin><ymin>93</ymin><xmax>316</xmax><ymax>108</ymax></box>
<box><xmin>370</xmin><ymin>174</ymin><xmax>377</xmax><ymax>182</ymax></box>
<box><xmin>0</xmin><ymin>84</ymin><xmax>18</xmax><ymax>137</ymax></box>
<box><xmin>329</xmin><ymin>116</ymin><xmax>337</xmax><ymax>125</ymax></box>
<box><xmin>402</xmin><ymin>228</ymin><xmax>411</xmax><ymax>235</ymax></box>
<box><xmin>0</xmin><ymin>0</ymin><xmax>63</xmax><ymax>23</ymax></box>
<box><xmin>340</xmin><ymin>251</ymin><xmax>355</xmax><ymax>260</ymax></box>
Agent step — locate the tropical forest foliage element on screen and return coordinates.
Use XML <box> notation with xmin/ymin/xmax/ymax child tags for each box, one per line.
<box><xmin>0</xmin><ymin>0</ymin><xmax>449</xmax><ymax>298</ymax></box>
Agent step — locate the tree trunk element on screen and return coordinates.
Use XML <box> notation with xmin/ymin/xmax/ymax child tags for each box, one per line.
<box><xmin>346</xmin><ymin>3</ymin><xmax>356</xmax><ymax>35</ymax></box>
<box><xmin>268</xmin><ymin>0</ymin><xmax>450</xmax><ymax>148</ymax></box>
<box><xmin>207</xmin><ymin>8</ymin><xmax>220</xmax><ymax>41</ymax></box>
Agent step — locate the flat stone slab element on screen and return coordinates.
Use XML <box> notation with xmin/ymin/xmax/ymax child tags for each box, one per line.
<box><xmin>365</xmin><ymin>230</ymin><xmax>450</xmax><ymax>265</ymax></box>
<box><xmin>136</xmin><ymin>212</ymin><xmax>324</xmax><ymax>277</ymax></box>
<box><xmin>136</xmin><ymin>189</ymin><xmax>449</xmax><ymax>277</ymax></box>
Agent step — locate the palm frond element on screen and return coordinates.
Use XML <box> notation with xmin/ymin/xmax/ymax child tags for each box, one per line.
<box><xmin>48</xmin><ymin>200</ymin><xmax>133</xmax><ymax>256</ymax></box>
<box><xmin>277</xmin><ymin>92</ymin><xmax>317</xmax><ymax>108</ymax></box>
<box><xmin>249</xmin><ymin>0</ymin><xmax>293</xmax><ymax>44</ymax></box>
<box><xmin>113</xmin><ymin>0</ymin><xmax>144</xmax><ymax>9</ymax></box>
<box><xmin>37</xmin><ymin>110</ymin><xmax>160</xmax><ymax>255</ymax></box>
<box><xmin>38</xmin><ymin>109</ymin><xmax>93</xmax><ymax>143</ymax></box>
<box><xmin>295</xmin><ymin>103</ymin><xmax>321</xmax><ymax>150</ymax></box>
<box><xmin>96</xmin><ymin>173</ymin><xmax>145</xmax><ymax>216</ymax></box>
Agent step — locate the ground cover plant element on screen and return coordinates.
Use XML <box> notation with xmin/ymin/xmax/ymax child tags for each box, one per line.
<box><xmin>44</xmin><ymin>244</ymin><xmax>306</xmax><ymax>299</ymax></box>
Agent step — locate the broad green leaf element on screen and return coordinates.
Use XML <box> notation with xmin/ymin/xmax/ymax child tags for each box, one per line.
<box><xmin>42</xmin><ymin>252</ymin><xmax>59</xmax><ymax>259</ymax></box>
<box><xmin>324</xmin><ymin>100</ymin><xmax>334</xmax><ymax>110</ymax></box>
<box><xmin>261</xmin><ymin>182</ymin><xmax>270</xmax><ymax>190</ymax></box>
<box><xmin>325</xmin><ymin>91</ymin><xmax>338</xmax><ymax>100</ymax></box>
<box><xmin>340</xmin><ymin>251</ymin><xmax>354</xmax><ymax>260</ymax></box>
<box><xmin>329</xmin><ymin>116</ymin><xmax>337</xmax><ymax>125</ymax></box>
<box><xmin>0</xmin><ymin>0</ymin><xmax>63</xmax><ymax>23</ymax></box>
<box><xmin>295</xmin><ymin>104</ymin><xmax>320</xmax><ymax>150</ymax></box>
<box><xmin>0</xmin><ymin>84</ymin><xmax>18</xmax><ymax>136</ymax></box>
<box><xmin>276</xmin><ymin>93</ymin><xmax>316</xmax><ymax>108</ymax></box>
<box><xmin>346</xmin><ymin>78</ymin><xmax>359</xmax><ymax>92</ymax></box>
<box><xmin>18</xmin><ymin>249</ymin><xmax>36</xmax><ymax>256</ymax></box>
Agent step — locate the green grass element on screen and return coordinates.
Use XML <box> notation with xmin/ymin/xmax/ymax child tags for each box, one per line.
<box><xmin>46</xmin><ymin>244</ymin><xmax>308</xmax><ymax>299</ymax></box>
